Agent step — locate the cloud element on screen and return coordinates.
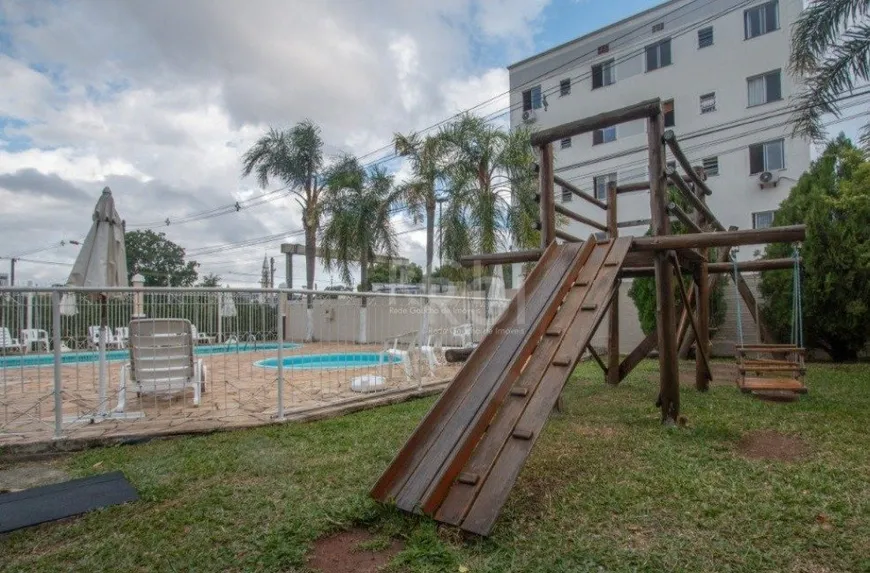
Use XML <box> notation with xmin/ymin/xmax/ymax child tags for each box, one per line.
<box><xmin>0</xmin><ymin>168</ymin><xmax>89</xmax><ymax>200</ymax></box>
<box><xmin>0</xmin><ymin>0</ymin><xmax>550</xmax><ymax>285</ymax></box>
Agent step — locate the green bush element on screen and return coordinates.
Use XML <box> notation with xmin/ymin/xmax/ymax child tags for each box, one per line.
<box><xmin>760</xmin><ymin>135</ymin><xmax>870</xmax><ymax>361</ymax></box>
<box><xmin>627</xmin><ymin>188</ymin><xmax>726</xmax><ymax>336</ymax></box>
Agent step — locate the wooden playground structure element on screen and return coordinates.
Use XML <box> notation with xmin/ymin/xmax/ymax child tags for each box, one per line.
<box><xmin>371</xmin><ymin>99</ymin><xmax>807</xmax><ymax>536</ymax></box>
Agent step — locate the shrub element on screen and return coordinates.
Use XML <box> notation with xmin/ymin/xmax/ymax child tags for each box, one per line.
<box><xmin>760</xmin><ymin>135</ymin><xmax>870</xmax><ymax>361</ymax></box>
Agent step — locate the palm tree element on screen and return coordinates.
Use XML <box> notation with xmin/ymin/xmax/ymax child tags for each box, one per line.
<box><xmin>320</xmin><ymin>156</ymin><xmax>402</xmax><ymax>343</ymax></box>
<box><xmin>790</xmin><ymin>0</ymin><xmax>870</xmax><ymax>145</ymax></box>
<box><xmin>241</xmin><ymin>120</ymin><xmax>325</xmax><ymax>341</ymax></box>
<box><xmin>393</xmin><ymin>132</ymin><xmax>444</xmax><ymax>295</ymax></box>
<box><xmin>439</xmin><ymin>115</ymin><xmax>538</xmax><ymax>263</ymax></box>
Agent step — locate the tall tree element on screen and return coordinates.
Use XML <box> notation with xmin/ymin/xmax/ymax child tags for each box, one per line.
<box><xmin>790</xmin><ymin>0</ymin><xmax>870</xmax><ymax>146</ymax></box>
<box><xmin>198</xmin><ymin>273</ymin><xmax>222</xmax><ymax>287</ymax></box>
<box><xmin>438</xmin><ymin>116</ymin><xmax>538</xmax><ymax>263</ymax></box>
<box><xmin>125</xmin><ymin>230</ymin><xmax>198</xmax><ymax>286</ymax></box>
<box><xmin>394</xmin><ymin>132</ymin><xmax>444</xmax><ymax>295</ymax></box>
<box><xmin>760</xmin><ymin>135</ymin><xmax>870</xmax><ymax>361</ymax></box>
<box><xmin>241</xmin><ymin>120</ymin><xmax>325</xmax><ymax>340</ymax></box>
<box><xmin>320</xmin><ymin>156</ymin><xmax>402</xmax><ymax>341</ymax></box>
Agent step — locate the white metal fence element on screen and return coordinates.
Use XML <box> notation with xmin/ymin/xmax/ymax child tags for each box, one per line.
<box><xmin>0</xmin><ymin>286</ymin><xmax>508</xmax><ymax>446</ymax></box>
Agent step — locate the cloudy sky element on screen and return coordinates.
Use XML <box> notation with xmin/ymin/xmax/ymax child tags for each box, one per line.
<box><xmin>0</xmin><ymin>0</ymin><xmax>862</xmax><ymax>288</ymax></box>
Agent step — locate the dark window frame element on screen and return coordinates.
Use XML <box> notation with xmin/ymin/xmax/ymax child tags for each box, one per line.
<box><xmin>698</xmin><ymin>26</ymin><xmax>714</xmax><ymax>48</ymax></box>
<box><xmin>702</xmin><ymin>156</ymin><xmax>719</xmax><ymax>176</ymax></box>
<box><xmin>744</xmin><ymin>0</ymin><xmax>779</xmax><ymax>40</ymax></box>
<box><xmin>560</xmin><ymin>78</ymin><xmax>571</xmax><ymax>97</ymax></box>
<box><xmin>591</xmin><ymin>59</ymin><xmax>616</xmax><ymax>90</ymax></box>
<box><xmin>592</xmin><ymin>125</ymin><xmax>617</xmax><ymax>146</ymax></box>
<box><xmin>749</xmin><ymin>138</ymin><xmax>785</xmax><ymax>174</ymax></box>
<box><xmin>645</xmin><ymin>38</ymin><xmax>672</xmax><ymax>72</ymax></box>
<box><xmin>747</xmin><ymin>69</ymin><xmax>782</xmax><ymax>107</ymax></box>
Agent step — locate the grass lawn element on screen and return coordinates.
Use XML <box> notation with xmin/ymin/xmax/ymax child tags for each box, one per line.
<box><xmin>2</xmin><ymin>360</ymin><xmax>869</xmax><ymax>572</ymax></box>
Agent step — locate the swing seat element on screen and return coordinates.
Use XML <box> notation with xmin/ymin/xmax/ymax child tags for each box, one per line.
<box><xmin>737</xmin><ymin>376</ymin><xmax>808</xmax><ymax>394</ymax></box>
<box><xmin>735</xmin><ymin>345</ymin><xmax>807</xmax><ymax>397</ymax></box>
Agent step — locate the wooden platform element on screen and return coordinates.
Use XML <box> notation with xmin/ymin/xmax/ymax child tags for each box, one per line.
<box><xmin>371</xmin><ymin>237</ymin><xmax>632</xmax><ymax>536</ymax></box>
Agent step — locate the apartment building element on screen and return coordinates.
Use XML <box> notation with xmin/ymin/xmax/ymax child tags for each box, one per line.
<box><xmin>508</xmin><ymin>0</ymin><xmax>809</xmax><ymax>263</ymax></box>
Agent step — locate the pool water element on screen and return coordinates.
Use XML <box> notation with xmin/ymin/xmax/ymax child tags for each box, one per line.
<box><xmin>256</xmin><ymin>352</ymin><xmax>403</xmax><ymax>370</ymax></box>
<box><xmin>0</xmin><ymin>342</ymin><xmax>302</xmax><ymax>369</ymax></box>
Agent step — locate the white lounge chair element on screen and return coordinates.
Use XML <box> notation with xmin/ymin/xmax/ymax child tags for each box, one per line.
<box><xmin>190</xmin><ymin>325</ymin><xmax>215</xmax><ymax>345</ymax></box>
<box><xmin>116</xmin><ymin>318</ymin><xmax>205</xmax><ymax>411</ymax></box>
<box><xmin>20</xmin><ymin>329</ymin><xmax>50</xmax><ymax>353</ymax></box>
<box><xmin>88</xmin><ymin>326</ymin><xmax>123</xmax><ymax>350</ymax></box>
<box><xmin>0</xmin><ymin>327</ymin><xmax>24</xmax><ymax>354</ymax></box>
<box><xmin>115</xmin><ymin>327</ymin><xmax>130</xmax><ymax>349</ymax></box>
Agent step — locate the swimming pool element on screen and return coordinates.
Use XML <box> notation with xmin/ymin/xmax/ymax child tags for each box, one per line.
<box><xmin>256</xmin><ymin>352</ymin><xmax>403</xmax><ymax>370</ymax></box>
<box><xmin>0</xmin><ymin>342</ymin><xmax>302</xmax><ymax>369</ymax></box>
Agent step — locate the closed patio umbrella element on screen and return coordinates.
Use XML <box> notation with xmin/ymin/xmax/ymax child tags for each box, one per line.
<box><xmin>67</xmin><ymin>187</ymin><xmax>128</xmax><ymax>416</ymax></box>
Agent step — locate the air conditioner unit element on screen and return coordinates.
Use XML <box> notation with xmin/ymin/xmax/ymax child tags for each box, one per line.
<box><xmin>758</xmin><ymin>171</ymin><xmax>779</xmax><ymax>188</ymax></box>
<box><xmin>522</xmin><ymin>109</ymin><xmax>537</xmax><ymax>124</ymax></box>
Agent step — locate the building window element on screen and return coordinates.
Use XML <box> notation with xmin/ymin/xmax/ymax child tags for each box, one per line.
<box><xmin>700</xmin><ymin>92</ymin><xmax>716</xmax><ymax>114</ymax></box>
<box><xmin>663</xmin><ymin>100</ymin><xmax>675</xmax><ymax>128</ymax></box>
<box><xmin>652</xmin><ymin>22</ymin><xmax>664</xmax><ymax>33</ymax></box>
<box><xmin>560</xmin><ymin>78</ymin><xmax>571</xmax><ymax>97</ymax></box>
<box><xmin>749</xmin><ymin>139</ymin><xmax>785</xmax><ymax>174</ymax></box>
<box><xmin>522</xmin><ymin>85</ymin><xmax>542</xmax><ymax>111</ymax></box>
<box><xmin>645</xmin><ymin>39</ymin><xmax>672</xmax><ymax>72</ymax></box>
<box><xmin>561</xmin><ymin>186</ymin><xmax>572</xmax><ymax>203</ymax></box>
<box><xmin>592</xmin><ymin>125</ymin><xmax>617</xmax><ymax>145</ymax></box>
<box><xmin>698</xmin><ymin>26</ymin><xmax>714</xmax><ymax>48</ymax></box>
<box><xmin>561</xmin><ymin>137</ymin><xmax>572</xmax><ymax>149</ymax></box>
<box><xmin>745</xmin><ymin>1</ymin><xmax>779</xmax><ymax>39</ymax></box>
<box><xmin>702</xmin><ymin>156</ymin><xmax>719</xmax><ymax>176</ymax></box>
<box><xmin>753</xmin><ymin>210</ymin><xmax>776</xmax><ymax>229</ymax></box>
<box><xmin>597</xmin><ymin>44</ymin><xmax>610</xmax><ymax>55</ymax></box>
<box><xmin>594</xmin><ymin>173</ymin><xmax>618</xmax><ymax>201</ymax></box>
<box><xmin>592</xmin><ymin>59</ymin><xmax>616</xmax><ymax>89</ymax></box>
<box><xmin>747</xmin><ymin>69</ymin><xmax>782</xmax><ymax>106</ymax></box>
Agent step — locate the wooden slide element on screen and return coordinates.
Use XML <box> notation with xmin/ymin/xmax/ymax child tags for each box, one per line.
<box><xmin>371</xmin><ymin>236</ymin><xmax>631</xmax><ymax>536</ymax></box>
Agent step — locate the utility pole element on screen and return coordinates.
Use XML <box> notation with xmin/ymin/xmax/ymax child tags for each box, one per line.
<box><xmin>10</xmin><ymin>258</ymin><xmax>16</xmax><ymax>287</ymax></box>
<box><xmin>270</xmin><ymin>257</ymin><xmax>276</xmax><ymax>289</ymax></box>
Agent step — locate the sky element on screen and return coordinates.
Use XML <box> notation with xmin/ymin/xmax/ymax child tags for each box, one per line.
<box><xmin>0</xmin><ymin>0</ymin><xmax>863</xmax><ymax>288</ymax></box>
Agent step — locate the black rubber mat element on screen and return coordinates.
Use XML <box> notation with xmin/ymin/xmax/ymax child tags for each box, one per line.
<box><xmin>0</xmin><ymin>471</ymin><xmax>138</xmax><ymax>533</ymax></box>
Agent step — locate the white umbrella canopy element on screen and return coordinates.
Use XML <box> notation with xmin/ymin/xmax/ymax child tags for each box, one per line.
<box><xmin>219</xmin><ymin>290</ymin><xmax>237</xmax><ymax>317</ymax></box>
<box><xmin>65</xmin><ymin>186</ymin><xmax>128</xmax><ymax>416</ymax></box>
<box><xmin>67</xmin><ymin>187</ymin><xmax>128</xmax><ymax>290</ymax></box>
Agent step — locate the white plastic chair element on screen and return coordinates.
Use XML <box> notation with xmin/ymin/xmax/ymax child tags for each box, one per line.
<box><xmin>0</xmin><ymin>328</ymin><xmax>24</xmax><ymax>353</ymax></box>
<box><xmin>20</xmin><ymin>329</ymin><xmax>50</xmax><ymax>353</ymax></box>
<box><xmin>116</xmin><ymin>318</ymin><xmax>205</xmax><ymax>411</ymax></box>
<box><xmin>115</xmin><ymin>327</ymin><xmax>129</xmax><ymax>349</ymax></box>
<box><xmin>88</xmin><ymin>326</ymin><xmax>122</xmax><ymax>349</ymax></box>
<box><xmin>190</xmin><ymin>325</ymin><xmax>215</xmax><ymax>345</ymax></box>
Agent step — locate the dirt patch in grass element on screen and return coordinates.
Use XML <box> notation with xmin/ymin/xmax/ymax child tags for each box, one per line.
<box><xmin>308</xmin><ymin>528</ymin><xmax>403</xmax><ymax>573</ymax></box>
<box><xmin>0</xmin><ymin>462</ymin><xmax>69</xmax><ymax>493</ymax></box>
<box><xmin>737</xmin><ymin>430</ymin><xmax>808</xmax><ymax>462</ymax></box>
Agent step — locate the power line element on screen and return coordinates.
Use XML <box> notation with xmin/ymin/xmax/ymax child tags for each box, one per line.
<box><xmin>118</xmin><ymin>0</ymin><xmax>740</xmax><ymax>234</ymax></box>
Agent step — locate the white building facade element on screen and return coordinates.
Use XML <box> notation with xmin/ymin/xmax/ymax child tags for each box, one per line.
<box><xmin>508</xmin><ymin>0</ymin><xmax>809</xmax><ymax>268</ymax></box>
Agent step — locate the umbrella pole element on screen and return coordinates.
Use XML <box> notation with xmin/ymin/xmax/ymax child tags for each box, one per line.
<box><xmin>98</xmin><ymin>294</ymin><xmax>108</xmax><ymax>417</ymax></box>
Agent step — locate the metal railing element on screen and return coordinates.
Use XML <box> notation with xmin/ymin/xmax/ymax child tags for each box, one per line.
<box><xmin>1</xmin><ymin>286</ymin><xmax>510</xmax><ymax>446</ymax></box>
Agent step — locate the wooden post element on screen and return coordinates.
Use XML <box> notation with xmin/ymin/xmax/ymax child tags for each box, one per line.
<box><xmin>694</xmin><ymin>186</ymin><xmax>711</xmax><ymax>391</ymax></box>
<box><xmin>606</xmin><ymin>181</ymin><xmax>620</xmax><ymax>385</ymax></box>
<box><xmin>647</xmin><ymin>111</ymin><xmax>679</xmax><ymax>424</ymax></box>
<box><xmin>539</xmin><ymin>143</ymin><xmax>555</xmax><ymax>248</ymax></box>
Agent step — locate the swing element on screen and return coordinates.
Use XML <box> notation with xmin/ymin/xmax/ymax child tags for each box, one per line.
<box><xmin>735</xmin><ymin>247</ymin><xmax>808</xmax><ymax>396</ymax></box>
